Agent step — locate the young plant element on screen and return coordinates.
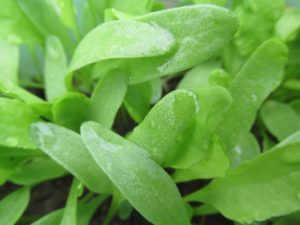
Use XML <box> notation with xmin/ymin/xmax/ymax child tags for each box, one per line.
<box><xmin>0</xmin><ymin>0</ymin><xmax>300</xmax><ymax>225</ymax></box>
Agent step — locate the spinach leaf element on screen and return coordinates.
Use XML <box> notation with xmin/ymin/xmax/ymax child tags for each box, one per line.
<box><xmin>44</xmin><ymin>36</ymin><xmax>68</xmax><ymax>101</ymax></box>
<box><xmin>260</xmin><ymin>100</ymin><xmax>300</xmax><ymax>141</ymax></box>
<box><xmin>81</xmin><ymin>121</ymin><xmax>191</xmax><ymax>225</ymax></box>
<box><xmin>185</xmin><ymin>134</ymin><xmax>300</xmax><ymax>223</ymax></box>
<box><xmin>129</xmin><ymin>89</ymin><xmax>199</xmax><ymax>166</ymax></box>
<box><xmin>217</xmin><ymin>39</ymin><xmax>288</xmax><ymax>163</ymax></box>
<box><xmin>0</xmin><ymin>187</ymin><xmax>30</xmax><ymax>225</ymax></box>
<box><xmin>31</xmin><ymin>122</ymin><xmax>112</xmax><ymax>193</ymax></box>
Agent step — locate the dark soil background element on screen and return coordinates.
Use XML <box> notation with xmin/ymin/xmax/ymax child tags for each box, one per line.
<box><xmin>0</xmin><ymin>176</ymin><xmax>233</xmax><ymax>225</ymax></box>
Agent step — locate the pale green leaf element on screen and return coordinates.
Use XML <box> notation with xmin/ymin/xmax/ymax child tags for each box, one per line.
<box><xmin>81</xmin><ymin>121</ymin><xmax>191</xmax><ymax>225</ymax></box>
<box><xmin>31</xmin><ymin>122</ymin><xmax>112</xmax><ymax>193</ymax></box>
<box><xmin>44</xmin><ymin>36</ymin><xmax>68</xmax><ymax>101</ymax></box>
<box><xmin>0</xmin><ymin>187</ymin><xmax>30</xmax><ymax>225</ymax></box>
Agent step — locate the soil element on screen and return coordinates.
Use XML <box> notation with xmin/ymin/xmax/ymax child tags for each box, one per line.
<box><xmin>0</xmin><ymin>176</ymin><xmax>233</xmax><ymax>225</ymax></box>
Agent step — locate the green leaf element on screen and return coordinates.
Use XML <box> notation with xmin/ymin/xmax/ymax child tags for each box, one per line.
<box><xmin>0</xmin><ymin>39</ymin><xmax>19</xmax><ymax>84</ymax></box>
<box><xmin>177</xmin><ymin>61</ymin><xmax>220</xmax><ymax>92</ymax></box>
<box><xmin>217</xmin><ymin>39</ymin><xmax>288</xmax><ymax>162</ymax></box>
<box><xmin>0</xmin><ymin>79</ymin><xmax>45</xmax><ymax>105</ymax></box>
<box><xmin>60</xmin><ymin>179</ymin><xmax>80</xmax><ymax>225</ymax></box>
<box><xmin>52</xmin><ymin>93</ymin><xmax>90</xmax><ymax>132</ymax></box>
<box><xmin>17</xmin><ymin>0</ymin><xmax>75</xmax><ymax>53</ymax></box>
<box><xmin>260</xmin><ymin>101</ymin><xmax>300</xmax><ymax>141</ymax></box>
<box><xmin>0</xmin><ymin>187</ymin><xmax>30</xmax><ymax>225</ymax></box>
<box><xmin>73</xmin><ymin>0</ymin><xmax>96</xmax><ymax>37</ymax></box>
<box><xmin>275</xmin><ymin>8</ymin><xmax>300</xmax><ymax>42</ymax></box>
<box><xmin>10</xmin><ymin>157</ymin><xmax>66</xmax><ymax>185</ymax></box>
<box><xmin>32</xmin><ymin>195</ymin><xmax>107</xmax><ymax>225</ymax></box>
<box><xmin>81</xmin><ymin>121</ymin><xmax>191</xmax><ymax>225</ymax></box>
<box><xmin>173</xmin><ymin>137</ymin><xmax>229</xmax><ymax>182</ymax></box>
<box><xmin>229</xmin><ymin>132</ymin><xmax>261</xmax><ymax>168</ymax></box>
<box><xmin>233</xmin><ymin>0</ymin><xmax>285</xmax><ymax>55</ymax></box>
<box><xmin>273</xmin><ymin>211</ymin><xmax>300</xmax><ymax>225</ymax></box>
<box><xmin>172</xmin><ymin>87</ymin><xmax>232</xmax><ymax>169</ymax></box>
<box><xmin>0</xmin><ymin>0</ymin><xmax>42</xmax><ymax>46</ymax></box>
<box><xmin>0</xmin><ymin>157</ymin><xmax>27</xmax><ymax>184</ymax></box>
<box><xmin>31</xmin><ymin>122</ymin><xmax>112</xmax><ymax>194</ymax></box>
<box><xmin>109</xmin><ymin>0</ymin><xmax>153</xmax><ymax>14</ymax></box>
<box><xmin>129</xmin><ymin>89</ymin><xmax>199</xmax><ymax>166</ymax></box>
<box><xmin>90</xmin><ymin>71</ymin><xmax>128</xmax><ymax>128</ymax></box>
<box><xmin>0</xmin><ymin>98</ymin><xmax>39</xmax><ymax>149</ymax></box>
<box><xmin>68</xmin><ymin>19</ymin><xmax>175</xmax><ymax>85</ymax></box>
<box><xmin>69</xmin><ymin>5</ymin><xmax>238</xmax><ymax>85</ymax></box>
<box><xmin>124</xmin><ymin>78</ymin><xmax>162</xmax><ymax>123</ymax></box>
<box><xmin>185</xmin><ymin>133</ymin><xmax>300</xmax><ymax>223</ymax></box>
<box><xmin>128</xmin><ymin>4</ymin><xmax>238</xmax><ymax>83</ymax></box>
<box><xmin>44</xmin><ymin>36</ymin><xmax>68</xmax><ymax>101</ymax></box>
<box><xmin>193</xmin><ymin>0</ymin><xmax>227</xmax><ymax>6</ymax></box>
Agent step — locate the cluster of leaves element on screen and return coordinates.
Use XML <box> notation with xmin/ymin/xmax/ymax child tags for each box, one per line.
<box><xmin>1</xmin><ymin>0</ymin><xmax>300</xmax><ymax>225</ymax></box>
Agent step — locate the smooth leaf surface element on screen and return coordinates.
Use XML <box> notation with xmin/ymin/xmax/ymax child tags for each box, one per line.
<box><xmin>44</xmin><ymin>36</ymin><xmax>68</xmax><ymax>101</ymax></box>
<box><xmin>31</xmin><ymin>122</ymin><xmax>112</xmax><ymax>194</ymax></box>
<box><xmin>90</xmin><ymin>71</ymin><xmax>128</xmax><ymax>128</ymax></box>
<box><xmin>60</xmin><ymin>179</ymin><xmax>80</xmax><ymax>225</ymax></box>
<box><xmin>173</xmin><ymin>137</ymin><xmax>229</xmax><ymax>182</ymax></box>
<box><xmin>32</xmin><ymin>195</ymin><xmax>107</xmax><ymax>225</ymax></box>
<box><xmin>217</xmin><ymin>39</ymin><xmax>288</xmax><ymax>162</ymax></box>
<box><xmin>260</xmin><ymin>101</ymin><xmax>300</xmax><ymax>141</ymax></box>
<box><xmin>0</xmin><ymin>39</ymin><xmax>19</xmax><ymax>84</ymax></box>
<box><xmin>81</xmin><ymin>121</ymin><xmax>191</xmax><ymax>225</ymax></box>
<box><xmin>52</xmin><ymin>93</ymin><xmax>90</xmax><ymax>132</ymax></box>
<box><xmin>0</xmin><ymin>187</ymin><xmax>30</xmax><ymax>225</ymax></box>
<box><xmin>17</xmin><ymin>0</ymin><xmax>75</xmax><ymax>53</ymax></box>
<box><xmin>185</xmin><ymin>134</ymin><xmax>300</xmax><ymax>223</ymax></box>
<box><xmin>124</xmin><ymin>78</ymin><xmax>162</xmax><ymax>123</ymax></box>
<box><xmin>10</xmin><ymin>157</ymin><xmax>66</xmax><ymax>185</ymax></box>
<box><xmin>0</xmin><ymin>98</ymin><xmax>39</xmax><ymax>149</ymax></box>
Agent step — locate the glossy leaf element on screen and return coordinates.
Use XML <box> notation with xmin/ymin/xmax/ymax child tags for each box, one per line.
<box><xmin>81</xmin><ymin>121</ymin><xmax>191</xmax><ymax>225</ymax></box>
<box><xmin>31</xmin><ymin>122</ymin><xmax>112</xmax><ymax>194</ymax></box>
<box><xmin>0</xmin><ymin>187</ymin><xmax>30</xmax><ymax>225</ymax></box>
